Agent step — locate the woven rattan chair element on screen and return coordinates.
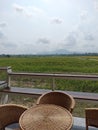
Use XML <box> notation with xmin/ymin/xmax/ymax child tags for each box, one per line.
<box><xmin>36</xmin><ymin>91</ymin><xmax>75</xmax><ymax>113</ymax></box>
<box><xmin>0</xmin><ymin>104</ymin><xmax>27</xmax><ymax>130</ymax></box>
<box><xmin>85</xmin><ymin>108</ymin><xmax>98</xmax><ymax>130</ymax></box>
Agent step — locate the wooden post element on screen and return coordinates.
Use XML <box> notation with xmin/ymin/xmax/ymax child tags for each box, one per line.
<box><xmin>6</xmin><ymin>67</ymin><xmax>12</xmax><ymax>88</ymax></box>
<box><xmin>52</xmin><ymin>77</ymin><xmax>56</xmax><ymax>91</ymax></box>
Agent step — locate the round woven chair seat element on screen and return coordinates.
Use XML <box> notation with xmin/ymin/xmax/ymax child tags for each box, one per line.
<box><xmin>19</xmin><ymin>104</ymin><xmax>73</xmax><ymax>130</ymax></box>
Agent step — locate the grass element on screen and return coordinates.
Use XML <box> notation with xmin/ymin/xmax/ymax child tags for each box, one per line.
<box><xmin>0</xmin><ymin>55</ymin><xmax>98</xmax><ymax>117</ymax></box>
<box><xmin>1</xmin><ymin>56</ymin><xmax>98</xmax><ymax>73</ymax></box>
<box><xmin>73</xmin><ymin>99</ymin><xmax>98</xmax><ymax>117</ymax></box>
<box><xmin>1</xmin><ymin>55</ymin><xmax>98</xmax><ymax>92</ymax></box>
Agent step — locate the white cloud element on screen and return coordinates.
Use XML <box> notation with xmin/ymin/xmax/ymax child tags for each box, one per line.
<box><xmin>32</xmin><ymin>6</ymin><xmax>44</xmax><ymax>15</ymax></box>
<box><xmin>65</xmin><ymin>33</ymin><xmax>77</xmax><ymax>46</ymax></box>
<box><xmin>80</xmin><ymin>10</ymin><xmax>88</xmax><ymax>20</ymax></box>
<box><xmin>81</xmin><ymin>43</ymin><xmax>98</xmax><ymax>53</ymax></box>
<box><xmin>94</xmin><ymin>0</ymin><xmax>98</xmax><ymax>11</ymax></box>
<box><xmin>13</xmin><ymin>3</ymin><xmax>24</xmax><ymax>12</ymax></box>
<box><xmin>12</xmin><ymin>3</ymin><xmax>45</xmax><ymax>17</ymax></box>
<box><xmin>1</xmin><ymin>42</ymin><xmax>17</xmax><ymax>48</ymax></box>
<box><xmin>0</xmin><ymin>39</ymin><xmax>18</xmax><ymax>54</ymax></box>
<box><xmin>0</xmin><ymin>0</ymin><xmax>98</xmax><ymax>54</ymax></box>
<box><xmin>0</xmin><ymin>22</ymin><xmax>7</xmax><ymax>28</ymax></box>
<box><xmin>0</xmin><ymin>30</ymin><xmax>5</xmax><ymax>39</ymax></box>
<box><xmin>84</xmin><ymin>34</ymin><xmax>94</xmax><ymax>41</ymax></box>
<box><xmin>37</xmin><ymin>38</ymin><xmax>50</xmax><ymax>44</ymax></box>
<box><xmin>42</xmin><ymin>0</ymin><xmax>49</xmax><ymax>3</ymax></box>
<box><xmin>51</xmin><ymin>17</ymin><xmax>63</xmax><ymax>24</ymax></box>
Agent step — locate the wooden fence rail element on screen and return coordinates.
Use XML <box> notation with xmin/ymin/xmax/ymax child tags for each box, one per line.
<box><xmin>7</xmin><ymin>71</ymin><xmax>98</xmax><ymax>90</ymax></box>
<box><xmin>0</xmin><ymin>67</ymin><xmax>98</xmax><ymax>101</ymax></box>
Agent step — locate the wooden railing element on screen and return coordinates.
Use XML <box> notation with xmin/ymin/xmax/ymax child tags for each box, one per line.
<box><xmin>0</xmin><ymin>66</ymin><xmax>98</xmax><ymax>101</ymax></box>
<box><xmin>7</xmin><ymin>71</ymin><xmax>98</xmax><ymax>90</ymax></box>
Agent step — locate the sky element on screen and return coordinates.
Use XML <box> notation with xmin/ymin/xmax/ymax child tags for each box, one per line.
<box><xmin>0</xmin><ymin>0</ymin><xmax>98</xmax><ymax>54</ymax></box>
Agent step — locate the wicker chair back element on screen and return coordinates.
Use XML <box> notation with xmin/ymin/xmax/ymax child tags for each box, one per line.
<box><xmin>85</xmin><ymin>108</ymin><xmax>98</xmax><ymax>130</ymax></box>
<box><xmin>37</xmin><ymin>91</ymin><xmax>75</xmax><ymax>113</ymax></box>
<box><xmin>0</xmin><ymin>104</ymin><xmax>27</xmax><ymax>130</ymax></box>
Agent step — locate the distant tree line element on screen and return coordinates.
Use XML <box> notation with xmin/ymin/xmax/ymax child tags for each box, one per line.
<box><xmin>0</xmin><ymin>53</ymin><xmax>98</xmax><ymax>58</ymax></box>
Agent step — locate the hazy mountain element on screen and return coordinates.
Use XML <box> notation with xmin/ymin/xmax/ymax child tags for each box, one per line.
<box><xmin>39</xmin><ymin>49</ymin><xmax>72</xmax><ymax>55</ymax></box>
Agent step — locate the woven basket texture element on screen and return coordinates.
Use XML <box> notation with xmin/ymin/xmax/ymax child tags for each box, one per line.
<box><xmin>85</xmin><ymin>108</ymin><xmax>98</xmax><ymax>130</ymax></box>
<box><xmin>19</xmin><ymin>104</ymin><xmax>73</xmax><ymax>130</ymax></box>
<box><xmin>36</xmin><ymin>91</ymin><xmax>75</xmax><ymax>113</ymax></box>
<box><xmin>0</xmin><ymin>104</ymin><xmax>27</xmax><ymax>130</ymax></box>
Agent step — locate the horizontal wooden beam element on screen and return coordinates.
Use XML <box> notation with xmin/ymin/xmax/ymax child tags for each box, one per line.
<box><xmin>0</xmin><ymin>87</ymin><xmax>98</xmax><ymax>101</ymax></box>
<box><xmin>8</xmin><ymin>72</ymin><xmax>98</xmax><ymax>80</ymax></box>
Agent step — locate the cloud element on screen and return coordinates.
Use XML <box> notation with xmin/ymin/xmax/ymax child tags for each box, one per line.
<box><xmin>13</xmin><ymin>3</ymin><xmax>24</xmax><ymax>12</ymax></box>
<box><xmin>80</xmin><ymin>10</ymin><xmax>88</xmax><ymax>20</ymax></box>
<box><xmin>93</xmin><ymin>0</ymin><xmax>98</xmax><ymax>11</ymax></box>
<box><xmin>0</xmin><ymin>31</ymin><xmax>5</xmax><ymax>39</ymax></box>
<box><xmin>36</xmin><ymin>38</ymin><xmax>50</xmax><ymax>44</ymax></box>
<box><xmin>12</xmin><ymin>3</ymin><xmax>45</xmax><ymax>17</ymax></box>
<box><xmin>32</xmin><ymin>6</ymin><xmax>44</xmax><ymax>15</ymax></box>
<box><xmin>82</xmin><ymin>43</ymin><xmax>98</xmax><ymax>53</ymax></box>
<box><xmin>0</xmin><ymin>39</ymin><xmax>19</xmax><ymax>54</ymax></box>
<box><xmin>51</xmin><ymin>17</ymin><xmax>63</xmax><ymax>24</ymax></box>
<box><xmin>0</xmin><ymin>30</ymin><xmax>17</xmax><ymax>50</ymax></box>
<box><xmin>84</xmin><ymin>34</ymin><xmax>95</xmax><ymax>41</ymax></box>
<box><xmin>13</xmin><ymin>3</ymin><xmax>32</xmax><ymax>17</ymax></box>
<box><xmin>65</xmin><ymin>32</ymin><xmax>77</xmax><ymax>46</ymax></box>
<box><xmin>42</xmin><ymin>0</ymin><xmax>50</xmax><ymax>3</ymax></box>
<box><xmin>1</xmin><ymin>42</ymin><xmax>17</xmax><ymax>49</ymax></box>
<box><xmin>0</xmin><ymin>22</ymin><xmax>7</xmax><ymax>28</ymax></box>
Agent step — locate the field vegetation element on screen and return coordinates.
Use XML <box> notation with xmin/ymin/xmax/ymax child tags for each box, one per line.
<box><xmin>0</xmin><ymin>55</ymin><xmax>98</xmax><ymax>117</ymax></box>
<box><xmin>0</xmin><ymin>55</ymin><xmax>98</xmax><ymax>92</ymax></box>
<box><xmin>1</xmin><ymin>55</ymin><xmax>98</xmax><ymax>74</ymax></box>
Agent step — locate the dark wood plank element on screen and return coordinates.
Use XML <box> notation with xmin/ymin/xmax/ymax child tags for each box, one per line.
<box><xmin>0</xmin><ymin>87</ymin><xmax>52</xmax><ymax>96</ymax></box>
<box><xmin>63</xmin><ymin>90</ymin><xmax>98</xmax><ymax>101</ymax></box>
<box><xmin>0</xmin><ymin>87</ymin><xmax>98</xmax><ymax>101</ymax></box>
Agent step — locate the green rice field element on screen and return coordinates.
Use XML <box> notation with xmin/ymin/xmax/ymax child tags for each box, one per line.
<box><xmin>0</xmin><ymin>55</ymin><xmax>98</xmax><ymax>117</ymax></box>
<box><xmin>1</xmin><ymin>55</ymin><xmax>98</xmax><ymax>74</ymax></box>
<box><xmin>0</xmin><ymin>55</ymin><xmax>98</xmax><ymax>92</ymax></box>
